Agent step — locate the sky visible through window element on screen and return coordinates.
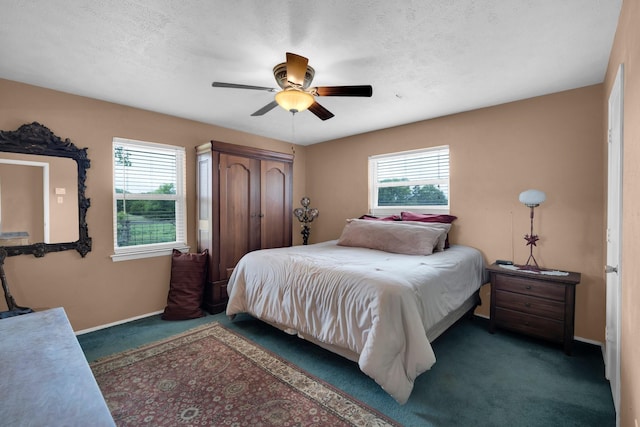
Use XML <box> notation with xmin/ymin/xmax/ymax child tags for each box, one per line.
<box><xmin>114</xmin><ymin>147</ymin><xmax>177</xmax><ymax>195</ymax></box>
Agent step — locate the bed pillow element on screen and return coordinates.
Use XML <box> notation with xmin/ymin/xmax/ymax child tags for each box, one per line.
<box><xmin>400</xmin><ymin>211</ymin><xmax>457</xmax><ymax>223</ymax></box>
<box><xmin>397</xmin><ymin>221</ymin><xmax>452</xmax><ymax>252</ymax></box>
<box><xmin>337</xmin><ymin>219</ymin><xmax>445</xmax><ymax>255</ymax></box>
<box><xmin>162</xmin><ymin>249</ymin><xmax>209</xmax><ymax>320</ymax></box>
<box><xmin>359</xmin><ymin>214</ymin><xmax>401</xmax><ymax>221</ymax></box>
<box><xmin>400</xmin><ymin>212</ymin><xmax>457</xmax><ymax>248</ymax></box>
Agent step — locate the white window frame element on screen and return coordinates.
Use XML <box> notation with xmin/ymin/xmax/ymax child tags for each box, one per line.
<box><xmin>111</xmin><ymin>137</ymin><xmax>188</xmax><ymax>262</ymax></box>
<box><xmin>368</xmin><ymin>146</ymin><xmax>450</xmax><ymax>216</ymax></box>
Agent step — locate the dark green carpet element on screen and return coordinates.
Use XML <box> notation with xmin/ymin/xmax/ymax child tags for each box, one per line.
<box><xmin>78</xmin><ymin>313</ymin><xmax>615</xmax><ymax>427</ymax></box>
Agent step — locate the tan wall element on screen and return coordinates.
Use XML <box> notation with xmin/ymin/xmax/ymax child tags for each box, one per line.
<box><xmin>604</xmin><ymin>0</ymin><xmax>640</xmax><ymax>424</ymax></box>
<box><xmin>48</xmin><ymin>156</ymin><xmax>79</xmax><ymax>243</ymax></box>
<box><xmin>0</xmin><ymin>78</ymin><xmax>307</xmax><ymax>330</ymax></box>
<box><xmin>306</xmin><ymin>85</ymin><xmax>605</xmax><ymax>343</ymax></box>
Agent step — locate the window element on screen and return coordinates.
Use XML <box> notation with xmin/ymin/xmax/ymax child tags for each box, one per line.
<box><xmin>369</xmin><ymin>146</ymin><xmax>450</xmax><ymax>215</ymax></box>
<box><xmin>112</xmin><ymin>138</ymin><xmax>187</xmax><ymax>261</ymax></box>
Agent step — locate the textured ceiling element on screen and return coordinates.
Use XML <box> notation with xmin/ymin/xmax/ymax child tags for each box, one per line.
<box><xmin>0</xmin><ymin>1</ymin><xmax>622</xmax><ymax>145</ymax></box>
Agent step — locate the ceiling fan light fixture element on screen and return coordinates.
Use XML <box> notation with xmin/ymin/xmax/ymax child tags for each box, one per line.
<box><xmin>275</xmin><ymin>89</ymin><xmax>314</xmax><ymax>113</ymax></box>
<box><xmin>212</xmin><ymin>52</ymin><xmax>371</xmax><ymax>120</ymax></box>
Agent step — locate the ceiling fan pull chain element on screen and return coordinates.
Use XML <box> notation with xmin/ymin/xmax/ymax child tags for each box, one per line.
<box><xmin>291</xmin><ymin>112</ymin><xmax>297</xmax><ymax>145</ymax></box>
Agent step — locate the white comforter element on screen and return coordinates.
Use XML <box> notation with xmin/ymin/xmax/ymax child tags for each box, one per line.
<box><xmin>226</xmin><ymin>241</ymin><xmax>485</xmax><ymax>404</ymax></box>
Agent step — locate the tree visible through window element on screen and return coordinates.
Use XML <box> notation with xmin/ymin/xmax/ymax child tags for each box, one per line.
<box><xmin>377</xmin><ymin>178</ymin><xmax>448</xmax><ymax>206</ymax></box>
<box><xmin>113</xmin><ymin>138</ymin><xmax>186</xmax><ymax>257</ymax></box>
<box><xmin>369</xmin><ymin>146</ymin><xmax>449</xmax><ymax>214</ymax></box>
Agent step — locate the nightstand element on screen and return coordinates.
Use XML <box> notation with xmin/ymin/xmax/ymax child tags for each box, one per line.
<box><xmin>487</xmin><ymin>263</ymin><xmax>581</xmax><ymax>355</ymax></box>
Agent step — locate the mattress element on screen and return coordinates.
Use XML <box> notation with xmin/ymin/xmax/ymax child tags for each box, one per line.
<box><xmin>226</xmin><ymin>240</ymin><xmax>486</xmax><ymax>404</ymax></box>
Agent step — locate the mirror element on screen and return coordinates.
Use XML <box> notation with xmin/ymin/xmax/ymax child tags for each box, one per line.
<box><xmin>0</xmin><ymin>155</ymin><xmax>79</xmax><ymax>244</ymax></box>
<box><xmin>0</xmin><ymin>122</ymin><xmax>91</xmax><ymax>258</ymax></box>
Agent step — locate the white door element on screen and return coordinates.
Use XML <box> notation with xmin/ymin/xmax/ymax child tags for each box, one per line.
<box><xmin>606</xmin><ymin>63</ymin><xmax>623</xmax><ymax>420</ymax></box>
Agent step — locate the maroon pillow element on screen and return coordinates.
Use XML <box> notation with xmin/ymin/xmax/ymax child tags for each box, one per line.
<box><xmin>400</xmin><ymin>212</ymin><xmax>457</xmax><ymax>223</ymax></box>
<box><xmin>400</xmin><ymin>212</ymin><xmax>457</xmax><ymax>248</ymax></box>
<box><xmin>359</xmin><ymin>214</ymin><xmax>401</xmax><ymax>221</ymax></box>
<box><xmin>162</xmin><ymin>249</ymin><xmax>209</xmax><ymax>320</ymax></box>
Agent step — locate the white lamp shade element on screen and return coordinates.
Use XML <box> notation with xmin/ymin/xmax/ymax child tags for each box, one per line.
<box><xmin>519</xmin><ymin>189</ymin><xmax>546</xmax><ymax>207</ymax></box>
<box><xmin>275</xmin><ymin>89</ymin><xmax>314</xmax><ymax>113</ymax></box>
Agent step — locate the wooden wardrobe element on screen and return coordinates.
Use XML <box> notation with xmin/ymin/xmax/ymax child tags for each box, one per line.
<box><xmin>196</xmin><ymin>140</ymin><xmax>293</xmax><ymax>314</ymax></box>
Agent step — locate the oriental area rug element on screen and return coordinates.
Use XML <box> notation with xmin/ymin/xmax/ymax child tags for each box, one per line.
<box><xmin>90</xmin><ymin>322</ymin><xmax>398</xmax><ymax>426</ymax></box>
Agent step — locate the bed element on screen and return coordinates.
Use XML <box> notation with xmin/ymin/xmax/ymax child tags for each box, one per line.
<box><xmin>226</xmin><ymin>218</ymin><xmax>486</xmax><ymax>404</ymax></box>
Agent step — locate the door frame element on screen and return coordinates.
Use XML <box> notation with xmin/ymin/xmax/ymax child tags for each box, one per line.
<box><xmin>606</xmin><ymin>62</ymin><xmax>623</xmax><ymax>421</ymax></box>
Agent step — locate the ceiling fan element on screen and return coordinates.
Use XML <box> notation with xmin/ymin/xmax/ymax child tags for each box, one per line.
<box><xmin>212</xmin><ymin>52</ymin><xmax>373</xmax><ymax>121</ymax></box>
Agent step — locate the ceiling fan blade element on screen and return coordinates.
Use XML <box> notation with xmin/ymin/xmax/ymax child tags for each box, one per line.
<box><xmin>250</xmin><ymin>100</ymin><xmax>279</xmax><ymax>116</ymax></box>
<box><xmin>313</xmin><ymin>85</ymin><xmax>373</xmax><ymax>97</ymax></box>
<box><xmin>212</xmin><ymin>82</ymin><xmax>277</xmax><ymax>92</ymax></box>
<box><xmin>308</xmin><ymin>101</ymin><xmax>335</xmax><ymax>121</ymax></box>
<box><xmin>286</xmin><ymin>52</ymin><xmax>308</xmax><ymax>87</ymax></box>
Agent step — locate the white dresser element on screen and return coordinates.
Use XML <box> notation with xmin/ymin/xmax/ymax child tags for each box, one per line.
<box><xmin>0</xmin><ymin>307</ymin><xmax>115</xmax><ymax>426</ymax></box>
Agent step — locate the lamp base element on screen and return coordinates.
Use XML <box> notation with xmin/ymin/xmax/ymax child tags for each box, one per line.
<box><xmin>301</xmin><ymin>225</ymin><xmax>310</xmax><ymax>245</ymax></box>
<box><xmin>518</xmin><ymin>253</ymin><xmax>541</xmax><ymax>272</ymax></box>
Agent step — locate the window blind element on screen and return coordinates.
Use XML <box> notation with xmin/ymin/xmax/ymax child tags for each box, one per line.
<box><xmin>369</xmin><ymin>146</ymin><xmax>450</xmax><ymax>213</ymax></box>
<box><xmin>113</xmin><ymin>138</ymin><xmax>186</xmax><ymax>253</ymax></box>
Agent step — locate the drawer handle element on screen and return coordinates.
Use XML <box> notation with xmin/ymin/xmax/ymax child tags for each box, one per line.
<box><xmin>525</xmin><ymin>285</ymin><xmax>532</xmax><ymax>290</ymax></box>
<box><xmin>524</xmin><ymin>303</ymin><xmax>531</xmax><ymax>307</ymax></box>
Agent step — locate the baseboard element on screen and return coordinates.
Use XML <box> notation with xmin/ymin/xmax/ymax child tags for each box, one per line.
<box><xmin>75</xmin><ymin>310</ymin><xmax>164</xmax><ymax>336</ymax></box>
<box><xmin>574</xmin><ymin>336</ymin><xmax>604</xmax><ymax>347</ymax></box>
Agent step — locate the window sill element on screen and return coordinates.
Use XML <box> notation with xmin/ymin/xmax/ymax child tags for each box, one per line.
<box><xmin>111</xmin><ymin>244</ymin><xmax>190</xmax><ymax>262</ymax></box>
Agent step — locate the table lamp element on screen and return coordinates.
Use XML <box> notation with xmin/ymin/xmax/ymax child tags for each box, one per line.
<box><xmin>519</xmin><ymin>189</ymin><xmax>546</xmax><ymax>271</ymax></box>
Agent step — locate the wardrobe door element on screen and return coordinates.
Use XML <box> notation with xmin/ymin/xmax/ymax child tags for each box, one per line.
<box><xmin>261</xmin><ymin>159</ymin><xmax>292</xmax><ymax>249</ymax></box>
<box><xmin>218</xmin><ymin>153</ymin><xmax>260</xmax><ymax>280</ymax></box>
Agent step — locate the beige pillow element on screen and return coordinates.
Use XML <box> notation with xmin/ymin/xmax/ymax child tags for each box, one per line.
<box><xmin>396</xmin><ymin>221</ymin><xmax>452</xmax><ymax>252</ymax></box>
<box><xmin>337</xmin><ymin>219</ymin><xmax>445</xmax><ymax>255</ymax></box>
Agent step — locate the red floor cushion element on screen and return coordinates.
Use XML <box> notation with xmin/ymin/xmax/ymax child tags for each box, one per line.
<box><xmin>161</xmin><ymin>249</ymin><xmax>208</xmax><ymax>320</ymax></box>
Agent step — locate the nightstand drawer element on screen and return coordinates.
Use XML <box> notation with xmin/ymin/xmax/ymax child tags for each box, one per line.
<box><xmin>495</xmin><ymin>290</ymin><xmax>565</xmax><ymax>320</ymax></box>
<box><xmin>494</xmin><ymin>308</ymin><xmax>564</xmax><ymax>342</ymax></box>
<box><xmin>494</xmin><ymin>274</ymin><xmax>565</xmax><ymax>301</ymax></box>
